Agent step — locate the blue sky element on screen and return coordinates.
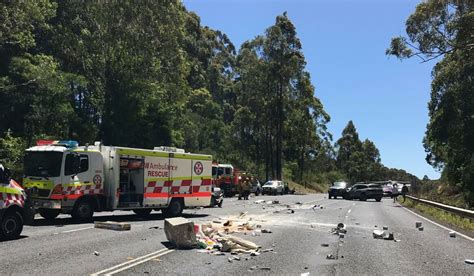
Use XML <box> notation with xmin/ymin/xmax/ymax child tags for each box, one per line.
<box><xmin>183</xmin><ymin>0</ymin><xmax>440</xmax><ymax>179</ymax></box>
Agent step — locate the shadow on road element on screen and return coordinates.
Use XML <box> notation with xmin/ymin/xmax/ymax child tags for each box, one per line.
<box><xmin>30</xmin><ymin>212</ymin><xmax>209</xmax><ymax>227</ymax></box>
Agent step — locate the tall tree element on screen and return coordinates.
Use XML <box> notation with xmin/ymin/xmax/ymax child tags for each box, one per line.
<box><xmin>387</xmin><ymin>0</ymin><xmax>473</xmax><ymax>205</ymax></box>
<box><xmin>0</xmin><ymin>0</ymin><xmax>81</xmax><ymax>143</ymax></box>
<box><xmin>262</xmin><ymin>12</ymin><xmax>306</xmax><ymax>179</ymax></box>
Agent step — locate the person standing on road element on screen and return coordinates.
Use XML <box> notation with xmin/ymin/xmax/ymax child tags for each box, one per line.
<box><xmin>401</xmin><ymin>183</ymin><xmax>409</xmax><ymax>202</ymax></box>
<box><xmin>392</xmin><ymin>184</ymin><xmax>398</xmax><ymax>203</ymax></box>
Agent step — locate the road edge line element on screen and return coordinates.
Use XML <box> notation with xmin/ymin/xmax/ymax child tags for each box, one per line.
<box><xmin>400</xmin><ymin>205</ymin><xmax>474</xmax><ymax>242</ymax></box>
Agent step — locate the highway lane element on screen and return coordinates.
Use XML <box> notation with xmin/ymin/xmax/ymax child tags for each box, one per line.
<box><xmin>1</xmin><ymin>194</ymin><xmax>472</xmax><ymax>275</ymax></box>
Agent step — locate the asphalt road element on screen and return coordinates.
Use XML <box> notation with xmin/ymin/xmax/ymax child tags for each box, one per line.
<box><xmin>1</xmin><ymin>194</ymin><xmax>473</xmax><ymax>275</ymax></box>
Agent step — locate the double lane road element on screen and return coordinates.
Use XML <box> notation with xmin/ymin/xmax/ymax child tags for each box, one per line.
<box><xmin>1</xmin><ymin>194</ymin><xmax>472</xmax><ymax>275</ymax></box>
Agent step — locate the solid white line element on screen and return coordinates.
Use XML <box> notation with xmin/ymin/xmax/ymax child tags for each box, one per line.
<box><xmin>62</xmin><ymin>226</ymin><xmax>93</xmax><ymax>233</ymax></box>
<box><xmin>91</xmin><ymin>248</ymin><xmax>169</xmax><ymax>276</ymax></box>
<box><xmin>105</xmin><ymin>249</ymin><xmax>174</xmax><ymax>275</ymax></box>
<box><xmin>400</xmin><ymin>205</ymin><xmax>474</xmax><ymax>242</ymax></box>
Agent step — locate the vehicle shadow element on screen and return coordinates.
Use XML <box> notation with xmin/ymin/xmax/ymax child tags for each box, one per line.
<box><xmin>30</xmin><ymin>212</ymin><xmax>209</xmax><ymax>227</ymax></box>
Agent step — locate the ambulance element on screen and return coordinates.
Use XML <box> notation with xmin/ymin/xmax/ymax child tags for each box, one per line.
<box><xmin>23</xmin><ymin>141</ymin><xmax>212</xmax><ymax>221</ymax></box>
<box><xmin>0</xmin><ymin>164</ymin><xmax>33</xmax><ymax>240</ymax></box>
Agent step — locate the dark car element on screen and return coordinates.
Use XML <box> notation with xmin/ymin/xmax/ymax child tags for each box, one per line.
<box><xmin>328</xmin><ymin>181</ymin><xmax>348</xmax><ymax>199</ymax></box>
<box><xmin>345</xmin><ymin>183</ymin><xmax>383</xmax><ymax>201</ymax></box>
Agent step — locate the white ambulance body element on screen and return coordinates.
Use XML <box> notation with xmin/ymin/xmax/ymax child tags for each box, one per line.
<box><xmin>23</xmin><ymin>141</ymin><xmax>212</xmax><ymax>220</ymax></box>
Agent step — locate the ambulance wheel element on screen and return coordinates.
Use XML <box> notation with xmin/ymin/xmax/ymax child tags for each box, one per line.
<box><xmin>39</xmin><ymin>209</ymin><xmax>60</xmax><ymax>220</ymax></box>
<box><xmin>163</xmin><ymin>199</ymin><xmax>183</xmax><ymax>217</ymax></box>
<box><xmin>0</xmin><ymin>210</ymin><xmax>23</xmax><ymax>240</ymax></box>
<box><xmin>72</xmin><ymin>199</ymin><xmax>94</xmax><ymax>221</ymax></box>
<box><xmin>133</xmin><ymin>209</ymin><xmax>152</xmax><ymax>217</ymax></box>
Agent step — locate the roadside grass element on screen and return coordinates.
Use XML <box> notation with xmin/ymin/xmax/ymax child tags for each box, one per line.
<box><xmin>288</xmin><ymin>180</ymin><xmax>325</xmax><ymax>194</ymax></box>
<box><xmin>401</xmin><ymin>198</ymin><xmax>474</xmax><ymax>233</ymax></box>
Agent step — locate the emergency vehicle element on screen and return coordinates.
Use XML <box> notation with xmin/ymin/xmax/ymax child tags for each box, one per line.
<box><xmin>23</xmin><ymin>141</ymin><xmax>212</xmax><ymax>221</ymax></box>
<box><xmin>212</xmin><ymin>163</ymin><xmax>240</xmax><ymax>197</ymax></box>
<box><xmin>0</xmin><ymin>165</ymin><xmax>33</xmax><ymax>240</ymax></box>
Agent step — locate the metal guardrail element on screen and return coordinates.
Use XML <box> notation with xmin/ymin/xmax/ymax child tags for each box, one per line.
<box><xmin>406</xmin><ymin>195</ymin><xmax>474</xmax><ymax>219</ymax></box>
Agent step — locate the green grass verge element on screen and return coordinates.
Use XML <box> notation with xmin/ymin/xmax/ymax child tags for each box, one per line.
<box><xmin>288</xmin><ymin>180</ymin><xmax>324</xmax><ymax>194</ymax></box>
<box><xmin>402</xmin><ymin>198</ymin><xmax>474</xmax><ymax>233</ymax></box>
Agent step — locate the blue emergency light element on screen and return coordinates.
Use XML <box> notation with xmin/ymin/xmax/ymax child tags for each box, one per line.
<box><xmin>55</xmin><ymin>140</ymin><xmax>79</xmax><ymax>149</ymax></box>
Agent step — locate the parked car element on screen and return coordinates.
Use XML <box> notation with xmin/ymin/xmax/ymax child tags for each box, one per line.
<box><xmin>382</xmin><ymin>184</ymin><xmax>393</xmax><ymax>197</ymax></box>
<box><xmin>328</xmin><ymin>181</ymin><xmax>348</xmax><ymax>199</ymax></box>
<box><xmin>261</xmin><ymin>180</ymin><xmax>285</xmax><ymax>195</ymax></box>
<box><xmin>210</xmin><ymin>185</ymin><xmax>223</xmax><ymax>207</ymax></box>
<box><xmin>345</xmin><ymin>183</ymin><xmax>383</xmax><ymax>201</ymax></box>
<box><xmin>250</xmin><ymin>178</ymin><xmax>262</xmax><ymax>196</ymax></box>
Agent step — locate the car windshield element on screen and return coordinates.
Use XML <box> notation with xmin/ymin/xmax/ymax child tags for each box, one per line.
<box><xmin>333</xmin><ymin>182</ymin><xmax>347</xmax><ymax>188</ymax></box>
<box><xmin>24</xmin><ymin>151</ymin><xmax>63</xmax><ymax>177</ymax></box>
<box><xmin>263</xmin><ymin>181</ymin><xmax>278</xmax><ymax>186</ymax></box>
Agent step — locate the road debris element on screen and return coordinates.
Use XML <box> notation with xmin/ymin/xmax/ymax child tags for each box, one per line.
<box><xmin>415</xmin><ymin>221</ymin><xmax>422</xmax><ymax>228</ymax></box>
<box><xmin>149</xmin><ymin>226</ymin><xmax>161</xmax><ymax>229</ymax></box>
<box><xmin>260</xmin><ymin>267</ymin><xmax>271</xmax><ymax>270</ymax></box>
<box><xmin>312</xmin><ymin>204</ymin><xmax>323</xmax><ymax>211</ymax></box>
<box><xmin>287</xmin><ymin>209</ymin><xmax>295</xmax><ymax>214</ymax></box>
<box><xmin>93</xmin><ymin>251</ymin><xmax>100</xmax><ymax>256</ymax></box>
<box><xmin>224</xmin><ymin>220</ymin><xmax>233</xmax><ymax>226</ymax></box>
<box><xmin>94</xmin><ymin>221</ymin><xmax>131</xmax><ymax>231</ymax></box>
<box><xmin>382</xmin><ymin>226</ymin><xmax>388</xmax><ymax>230</ymax></box>
<box><xmin>321</xmin><ymin>243</ymin><xmax>329</xmax><ymax>247</ymax></box>
<box><xmin>326</xmin><ymin>254</ymin><xmax>336</xmax><ymax>260</ymax></box>
<box><xmin>261</xmin><ymin>228</ymin><xmax>272</xmax><ymax>233</ymax></box>
<box><xmin>373</xmin><ymin>229</ymin><xmax>395</xmax><ymax>240</ymax></box>
<box><xmin>449</xmin><ymin>231</ymin><xmax>456</xmax><ymax>238</ymax></box>
<box><xmin>465</xmin><ymin>259</ymin><xmax>474</xmax><ymax>265</ymax></box>
<box><xmin>164</xmin><ymin>217</ymin><xmax>197</xmax><ymax>249</ymax></box>
<box><xmin>254</xmin><ymin>200</ymin><xmax>265</xmax><ymax>204</ymax></box>
<box><xmin>239</xmin><ymin>211</ymin><xmax>248</xmax><ymax>218</ymax></box>
<box><xmin>331</xmin><ymin>223</ymin><xmax>347</xmax><ymax>235</ymax></box>
<box><xmin>418</xmin><ymin>226</ymin><xmax>424</xmax><ymax>231</ymax></box>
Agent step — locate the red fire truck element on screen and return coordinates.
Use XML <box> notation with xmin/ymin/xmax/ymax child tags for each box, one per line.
<box><xmin>211</xmin><ymin>163</ymin><xmax>240</xmax><ymax>197</ymax></box>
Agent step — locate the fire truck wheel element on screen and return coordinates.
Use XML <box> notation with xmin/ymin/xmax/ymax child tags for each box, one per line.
<box><xmin>0</xmin><ymin>210</ymin><xmax>23</xmax><ymax>240</ymax></box>
<box><xmin>163</xmin><ymin>199</ymin><xmax>183</xmax><ymax>217</ymax></box>
<box><xmin>133</xmin><ymin>209</ymin><xmax>152</xmax><ymax>217</ymax></box>
<box><xmin>39</xmin><ymin>209</ymin><xmax>60</xmax><ymax>220</ymax></box>
<box><xmin>72</xmin><ymin>199</ymin><xmax>94</xmax><ymax>221</ymax></box>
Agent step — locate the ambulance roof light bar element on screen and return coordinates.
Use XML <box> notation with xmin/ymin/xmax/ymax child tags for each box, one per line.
<box><xmin>36</xmin><ymin>140</ymin><xmax>79</xmax><ymax>149</ymax></box>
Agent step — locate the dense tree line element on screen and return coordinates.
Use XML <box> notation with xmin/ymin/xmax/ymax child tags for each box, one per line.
<box><xmin>0</xmin><ymin>1</ymin><xmax>418</xmax><ymax>188</ymax></box>
<box><xmin>387</xmin><ymin>0</ymin><xmax>473</xmax><ymax>206</ymax></box>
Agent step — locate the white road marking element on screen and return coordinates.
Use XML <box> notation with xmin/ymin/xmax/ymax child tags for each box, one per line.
<box><xmin>62</xmin><ymin>226</ymin><xmax>94</xmax><ymax>233</ymax></box>
<box><xmin>105</xmin><ymin>249</ymin><xmax>174</xmax><ymax>275</ymax></box>
<box><xmin>400</xmin><ymin>205</ymin><xmax>474</xmax><ymax>242</ymax></box>
<box><xmin>91</xmin><ymin>248</ymin><xmax>173</xmax><ymax>276</ymax></box>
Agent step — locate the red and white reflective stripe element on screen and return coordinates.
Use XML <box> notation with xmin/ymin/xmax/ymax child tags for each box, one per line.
<box><xmin>144</xmin><ymin>179</ymin><xmax>212</xmax><ymax>198</ymax></box>
<box><xmin>63</xmin><ymin>184</ymin><xmax>104</xmax><ymax>196</ymax></box>
<box><xmin>0</xmin><ymin>192</ymin><xmax>25</xmax><ymax>208</ymax></box>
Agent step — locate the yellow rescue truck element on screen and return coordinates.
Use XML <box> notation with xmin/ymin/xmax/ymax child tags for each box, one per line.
<box><xmin>23</xmin><ymin>140</ymin><xmax>212</xmax><ymax>221</ymax></box>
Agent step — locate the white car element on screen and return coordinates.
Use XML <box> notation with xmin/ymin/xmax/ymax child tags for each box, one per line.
<box><xmin>261</xmin><ymin>180</ymin><xmax>285</xmax><ymax>195</ymax></box>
